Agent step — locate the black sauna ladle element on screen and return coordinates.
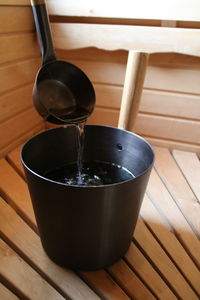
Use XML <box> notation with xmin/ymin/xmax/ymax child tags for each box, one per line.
<box><xmin>31</xmin><ymin>0</ymin><xmax>95</xmax><ymax>124</ymax></box>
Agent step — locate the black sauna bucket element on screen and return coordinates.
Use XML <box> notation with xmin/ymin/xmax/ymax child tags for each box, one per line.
<box><xmin>21</xmin><ymin>125</ymin><xmax>154</xmax><ymax>271</ymax></box>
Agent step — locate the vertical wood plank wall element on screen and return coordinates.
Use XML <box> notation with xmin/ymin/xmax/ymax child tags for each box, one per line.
<box><xmin>0</xmin><ymin>5</ymin><xmax>44</xmax><ymax>157</ymax></box>
<box><xmin>56</xmin><ymin>48</ymin><xmax>200</xmax><ymax>153</ymax></box>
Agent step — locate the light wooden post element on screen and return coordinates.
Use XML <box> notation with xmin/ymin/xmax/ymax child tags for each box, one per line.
<box><xmin>118</xmin><ymin>51</ymin><xmax>148</xmax><ymax>131</ymax></box>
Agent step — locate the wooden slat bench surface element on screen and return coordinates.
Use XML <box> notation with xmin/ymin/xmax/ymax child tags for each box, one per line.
<box><xmin>0</xmin><ymin>144</ymin><xmax>199</xmax><ymax>300</ymax></box>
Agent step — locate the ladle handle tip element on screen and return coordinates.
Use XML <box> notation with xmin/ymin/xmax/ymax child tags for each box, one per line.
<box><xmin>31</xmin><ymin>0</ymin><xmax>56</xmax><ymax>65</ymax></box>
<box><xmin>30</xmin><ymin>0</ymin><xmax>45</xmax><ymax>5</ymax></box>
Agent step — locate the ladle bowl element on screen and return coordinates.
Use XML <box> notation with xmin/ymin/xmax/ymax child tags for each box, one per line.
<box><xmin>31</xmin><ymin>0</ymin><xmax>95</xmax><ymax>124</ymax></box>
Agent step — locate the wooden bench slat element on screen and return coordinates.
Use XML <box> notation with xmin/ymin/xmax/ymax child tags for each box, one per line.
<box><xmin>154</xmin><ymin>147</ymin><xmax>200</xmax><ymax>236</ymax></box>
<box><xmin>134</xmin><ymin>217</ymin><xmax>200</xmax><ymax>299</ymax></box>
<box><xmin>173</xmin><ymin>150</ymin><xmax>200</xmax><ymax>202</ymax></box>
<box><xmin>108</xmin><ymin>260</ymin><xmax>157</xmax><ymax>300</ymax></box>
<box><xmin>140</xmin><ymin>194</ymin><xmax>200</xmax><ymax>295</ymax></box>
<box><xmin>0</xmin><ymin>197</ymin><xmax>100</xmax><ymax>300</ymax></box>
<box><xmin>125</xmin><ymin>243</ymin><xmax>177</xmax><ymax>300</ymax></box>
<box><xmin>6</xmin><ymin>146</ymin><xmax>25</xmax><ymax>179</ymax></box>
<box><xmin>81</xmin><ymin>270</ymin><xmax>130</xmax><ymax>300</ymax></box>
<box><xmin>0</xmin><ymin>159</ymin><xmax>36</xmax><ymax>230</ymax></box>
<box><xmin>0</xmin><ymin>239</ymin><xmax>65</xmax><ymax>300</ymax></box>
<box><xmin>147</xmin><ymin>169</ymin><xmax>200</xmax><ymax>267</ymax></box>
<box><xmin>0</xmin><ymin>282</ymin><xmax>19</xmax><ymax>300</ymax></box>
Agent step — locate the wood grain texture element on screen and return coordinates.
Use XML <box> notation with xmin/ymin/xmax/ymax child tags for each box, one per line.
<box><xmin>154</xmin><ymin>147</ymin><xmax>200</xmax><ymax>235</ymax></box>
<box><xmin>0</xmin><ymin>85</ymin><xmax>33</xmax><ymax>123</ymax></box>
<box><xmin>0</xmin><ymin>159</ymin><xmax>36</xmax><ymax>229</ymax></box>
<box><xmin>140</xmin><ymin>89</ymin><xmax>200</xmax><ymax>120</ymax></box>
<box><xmin>0</xmin><ymin>198</ymin><xmax>100</xmax><ymax>300</ymax></box>
<box><xmin>118</xmin><ymin>51</ymin><xmax>148</xmax><ymax>131</ymax></box>
<box><xmin>47</xmin><ymin>0</ymin><xmax>200</xmax><ymax>22</ymax></box>
<box><xmin>108</xmin><ymin>260</ymin><xmax>156</xmax><ymax>300</ymax></box>
<box><xmin>140</xmin><ymin>194</ymin><xmax>200</xmax><ymax>295</ymax></box>
<box><xmin>0</xmin><ymin>282</ymin><xmax>19</xmax><ymax>300</ymax></box>
<box><xmin>81</xmin><ymin>270</ymin><xmax>130</xmax><ymax>300</ymax></box>
<box><xmin>0</xmin><ymin>107</ymin><xmax>43</xmax><ymax>151</ymax></box>
<box><xmin>57</xmin><ymin>57</ymin><xmax>200</xmax><ymax>94</ymax></box>
<box><xmin>134</xmin><ymin>114</ymin><xmax>200</xmax><ymax>144</ymax></box>
<box><xmin>6</xmin><ymin>146</ymin><xmax>25</xmax><ymax>179</ymax></box>
<box><xmin>87</xmin><ymin>108</ymin><xmax>200</xmax><ymax>145</ymax></box>
<box><xmin>145</xmin><ymin>137</ymin><xmax>200</xmax><ymax>155</ymax></box>
<box><xmin>0</xmin><ymin>57</ymin><xmax>40</xmax><ymax>94</ymax></box>
<box><xmin>0</xmin><ymin>239</ymin><xmax>65</xmax><ymax>300</ymax></box>
<box><xmin>125</xmin><ymin>243</ymin><xmax>177</xmax><ymax>300</ymax></box>
<box><xmin>0</xmin><ymin>6</ymin><xmax>34</xmax><ymax>33</ymax></box>
<box><xmin>173</xmin><ymin>150</ymin><xmax>200</xmax><ymax>201</ymax></box>
<box><xmin>0</xmin><ymin>33</ymin><xmax>40</xmax><ymax>64</ymax></box>
<box><xmin>0</xmin><ymin>0</ymin><xmax>30</xmax><ymax>5</ymax></box>
<box><xmin>87</xmin><ymin>107</ymin><xmax>119</xmax><ymax>127</ymax></box>
<box><xmin>134</xmin><ymin>217</ymin><xmax>200</xmax><ymax>298</ymax></box>
<box><xmin>94</xmin><ymin>84</ymin><xmax>200</xmax><ymax>120</ymax></box>
<box><xmin>0</xmin><ymin>123</ymin><xmax>45</xmax><ymax>158</ymax></box>
<box><xmin>147</xmin><ymin>169</ymin><xmax>200</xmax><ymax>267</ymax></box>
<box><xmin>57</xmin><ymin>48</ymin><xmax>200</xmax><ymax>67</ymax></box>
<box><xmin>52</xmin><ymin>23</ymin><xmax>200</xmax><ymax>56</ymax></box>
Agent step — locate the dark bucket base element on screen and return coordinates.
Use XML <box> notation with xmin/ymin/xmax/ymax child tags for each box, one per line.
<box><xmin>45</xmin><ymin>242</ymin><xmax>131</xmax><ymax>271</ymax></box>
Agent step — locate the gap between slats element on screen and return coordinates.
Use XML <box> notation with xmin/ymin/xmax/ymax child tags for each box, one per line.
<box><xmin>173</xmin><ymin>150</ymin><xmax>200</xmax><ymax>202</ymax></box>
<box><xmin>0</xmin><ymin>281</ymin><xmax>20</xmax><ymax>300</ymax></box>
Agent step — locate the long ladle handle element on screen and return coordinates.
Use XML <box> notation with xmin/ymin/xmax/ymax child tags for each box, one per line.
<box><xmin>31</xmin><ymin>0</ymin><xmax>56</xmax><ymax>65</ymax></box>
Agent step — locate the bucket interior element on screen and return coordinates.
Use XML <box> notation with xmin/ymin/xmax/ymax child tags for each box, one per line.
<box><xmin>21</xmin><ymin>125</ymin><xmax>154</xmax><ymax>181</ymax></box>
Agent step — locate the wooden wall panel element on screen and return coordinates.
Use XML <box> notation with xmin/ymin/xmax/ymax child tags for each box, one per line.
<box><xmin>87</xmin><ymin>108</ymin><xmax>200</xmax><ymax>144</ymax></box>
<box><xmin>58</xmin><ymin>49</ymin><xmax>200</xmax><ymax>152</ymax></box>
<box><xmin>0</xmin><ymin>108</ymin><xmax>43</xmax><ymax>150</ymax></box>
<box><xmin>94</xmin><ymin>84</ymin><xmax>200</xmax><ymax>120</ymax></box>
<box><xmin>0</xmin><ymin>6</ymin><xmax>34</xmax><ymax>33</ymax></box>
<box><xmin>0</xmin><ymin>58</ymin><xmax>40</xmax><ymax>94</ymax></box>
<box><xmin>140</xmin><ymin>90</ymin><xmax>200</xmax><ymax>120</ymax></box>
<box><xmin>135</xmin><ymin>114</ymin><xmax>200</xmax><ymax>144</ymax></box>
<box><xmin>0</xmin><ymin>85</ymin><xmax>33</xmax><ymax>123</ymax></box>
<box><xmin>56</xmin><ymin>57</ymin><xmax>200</xmax><ymax>94</ymax></box>
<box><xmin>0</xmin><ymin>33</ymin><xmax>40</xmax><ymax>64</ymax></box>
<box><xmin>0</xmin><ymin>5</ymin><xmax>44</xmax><ymax>157</ymax></box>
<box><xmin>0</xmin><ymin>0</ymin><xmax>30</xmax><ymax>5</ymax></box>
